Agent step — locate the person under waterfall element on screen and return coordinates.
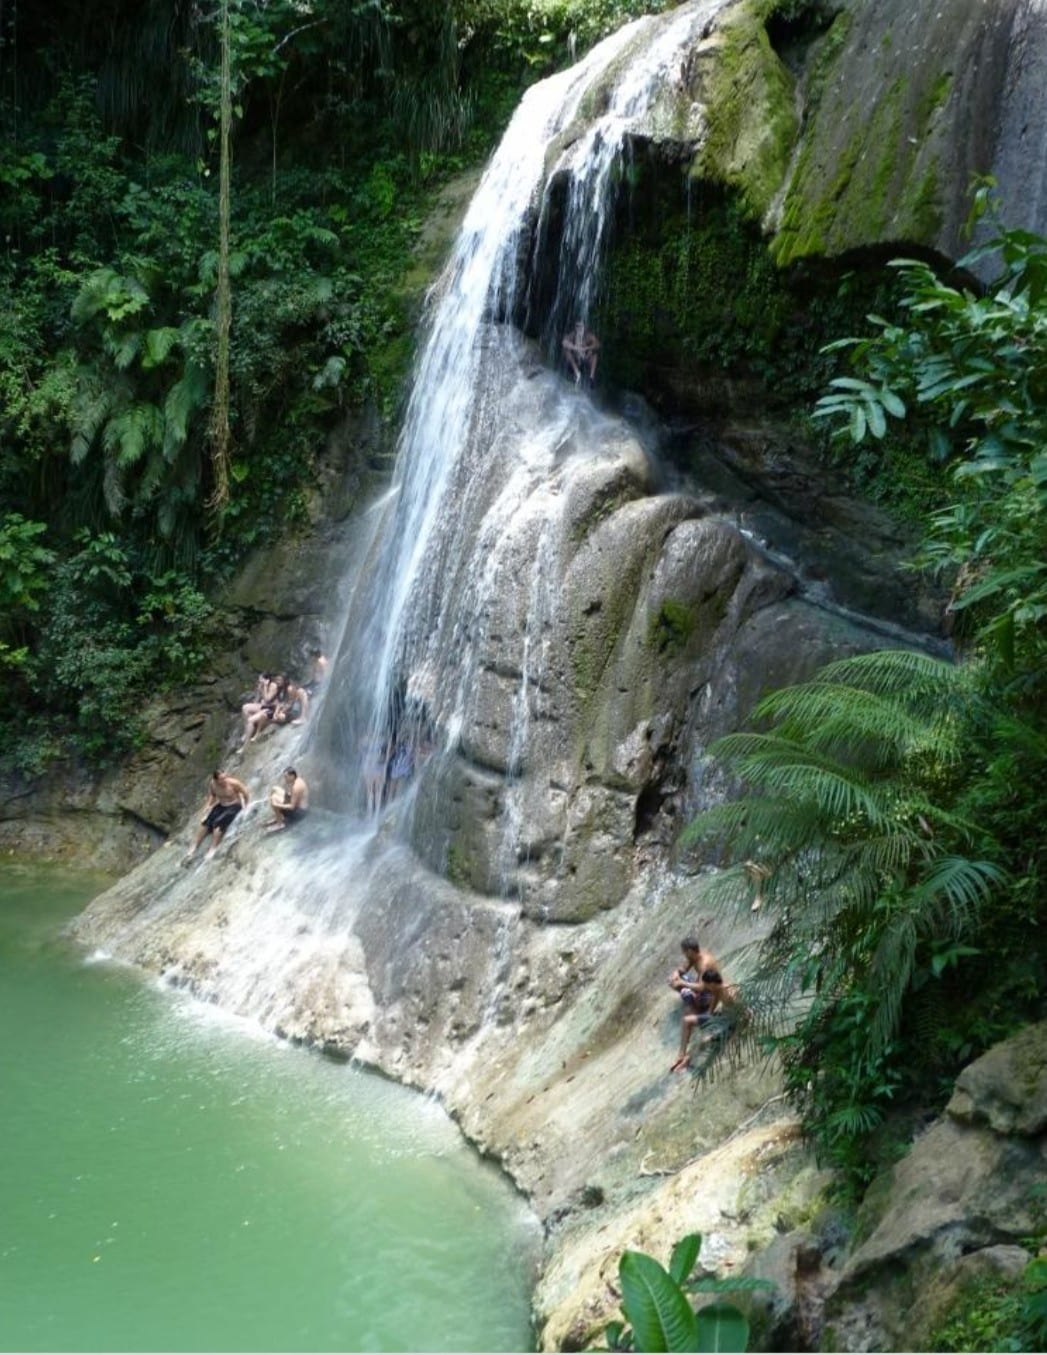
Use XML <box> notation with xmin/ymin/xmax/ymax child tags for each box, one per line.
<box><xmin>668</xmin><ymin>936</ymin><xmax>726</xmax><ymax>1072</ymax></box>
<box><xmin>562</xmin><ymin>319</ymin><xmax>600</xmax><ymax>385</ymax></box>
<box><xmin>184</xmin><ymin>770</ymin><xmax>251</xmax><ymax>863</ymax></box>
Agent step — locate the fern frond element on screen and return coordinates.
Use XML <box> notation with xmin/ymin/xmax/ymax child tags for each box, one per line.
<box><xmin>682</xmin><ymin>795</ymin><xmax>823</xmax><ymax>853</ymax></box>
<box><xmin>69</xmin><ymin>380</ymin><xmax>115</xmax><ymax>464</ymax></box>
<box><xmin>163</xmin><ymin>362</ymin><xmax>209</xmax><ymax>461</ymax></box>
<box><xmin>814</xmin><ymin>649</ymin><xmax>964</xmax><ymax>702</ymax></box>
<box><xmin>142</xmin><ymin>326</ymin><xmax>182</xmax><ymax>370</ymax></box>
<box><xmin>137</xmin><ymin>447</ymin><xmax>167</xmax><ymax>503</ymax></box>
<box><xmin>909</xmin><ymin>855</ymin><xmax>1004</xmax><ymax>929</ymax></box>
<box><xmin>102</xmin><ymin>402</ymin><xmax>164</xmax><ymax>468</ymax></box>
<box><xmin>757</xmin><ymin>682</ymin><xmax>957</xmax><ymax>767</ymax></box>
<box><xmin>110</xmin><ymin>330</ymin><xmax>143</xmax><ymax>372</ymax></box>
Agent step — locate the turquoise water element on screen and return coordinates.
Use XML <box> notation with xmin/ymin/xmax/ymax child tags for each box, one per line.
<box><xmin>0</xmin><ymin>868</ymin><xmax>538</xmax><ymax>1352</ymax></box>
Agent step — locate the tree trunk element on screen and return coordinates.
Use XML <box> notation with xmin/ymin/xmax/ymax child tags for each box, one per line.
<box><xmin>208</xmin><ymin>0</ymin><xmax>233</xmax><ymax>514</ymax></box>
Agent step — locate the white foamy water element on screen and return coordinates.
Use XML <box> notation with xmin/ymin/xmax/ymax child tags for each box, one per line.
<box><xmin>326</xmin><ymin>1</ymin><xmax>726</xmax><ymax>865</ymax></box>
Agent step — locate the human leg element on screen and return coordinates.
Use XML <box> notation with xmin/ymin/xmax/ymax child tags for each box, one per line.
<box><xmin>204</xmin><ymin>826</ymin><xmax>226</xmax><ymax>860</ymax></box>
<box><xmin>671</xmin><ymin>1012</ymin><xmax>698</xmax><ymax>1071</ymax></box>
<box><xmin>184</xmin><ymin>821</ymin><xmax>209</xmax><ymax>862</ymax></box>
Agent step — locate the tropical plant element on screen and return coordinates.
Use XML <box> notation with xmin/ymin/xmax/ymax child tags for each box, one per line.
<box><xmin>594</xmin><ymin>1234</ymin><xmax>763</xmax><ymax>1352</ymax></box>
<box><xmin>682</xmin><ymin>648</ymin><xmax>1024</xmax><ymax>1184</ymax></box>
<box><xmin>0</xmin><ymin>515</ymin><xmax>55</xmax><ymax>629</ymax></box>
<box><xmin>813</xmin><ymin>185</ymin><xmax>1047</xmax><ymax>694</ymax></box>
<box><xmin>67</xmin><ymin>265</ymin><xmax>212</xmax><ymax>545</ymax></box>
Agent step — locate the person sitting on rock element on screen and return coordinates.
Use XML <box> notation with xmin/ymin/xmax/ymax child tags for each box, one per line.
<box><xmin>266</xmin><ymin>766</ymin><xmax>309</xmax><ymax>833</ymax></box>
<box><xmin>562</xmin><ymin>319</ymin><xmax>600</xmax><ymax>385</ymax></box>
<box><xmin>241</xmin><ymin>674</ymin><xmax>288</xmax><ymax>747</ymax></box>
<box><xmin>273</xmin><ymin>678</ymin><xmax>310</xmax><ymax>727</ymax></box>
<box><xmin>184</xmin><ymin>770</ymin><xmax>250</xmax><ymax>863</ymax></box>
<box><xmin>240</xmin><ymin>673</ymin><xmax>280</xmax><ymax>751</ymax></box>
<box><xmin>668</xmin><ymin>935</ymin><xmax>725</xmax><ymax>1072</ymax></box>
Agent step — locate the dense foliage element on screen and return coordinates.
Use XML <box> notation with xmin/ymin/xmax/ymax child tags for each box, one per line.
<box><xmin>687</xmin><ymin>204</ymin><xmax>1047</xmax><ymax>1205</ymax></box>
<box><xmin>0</xmin><ymin>0</ymin><xmax>664</xmax><ymax>769</ymax></box>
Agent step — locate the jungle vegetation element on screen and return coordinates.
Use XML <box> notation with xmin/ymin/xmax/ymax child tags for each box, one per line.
<box><xmin>0</xmin><ymin>0</ymin><xmax>668</xmax><ymax>767</ymax></box>
<box><xmin>687</xmin><ymin>195</ymin><xmax>1047</xmax><ymax>1212</ymax></box>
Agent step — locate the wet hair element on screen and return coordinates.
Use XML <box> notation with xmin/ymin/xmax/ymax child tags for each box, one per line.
<box><xmin>680</xmin><ymin>936</ymin><xmax>702</xmax><ymax>952</ymax></box>
<box><xmin>284</xmin><ymin>766</ymin><xmax>297</xmax><ymax>777</ymax></box>
<box><xmin>309</xmin><ymin>647</ymin><xmax>322</xmax><ymax>657</ymax></box>
<box><xmin>212</xmin><ymin>769</ymin><xmax>223</xmax><ymax>779</ymax></box>
<box><xmin>701</xmin><ymin>968</ymin><xmax>723</xmax><ymax>985</ymax></box>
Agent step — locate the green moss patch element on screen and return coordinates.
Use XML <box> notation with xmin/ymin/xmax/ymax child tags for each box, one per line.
<box><xmin>691</xmin><ymin>0</ymin><xmax>800</xmax><ymax>219</ymax></box>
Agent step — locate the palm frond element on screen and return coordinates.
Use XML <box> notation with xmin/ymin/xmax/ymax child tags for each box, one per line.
<box><xmin>909</xmin><ymin>854</ymin><xmax>1004</xmax><ymax>927</ymax></box>
<box><xmin>813</xmin><ymin>649</ymin><xmax>965</xmax><ymax>702</ymax></box>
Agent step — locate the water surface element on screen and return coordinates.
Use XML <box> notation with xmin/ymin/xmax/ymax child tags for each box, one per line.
<box><xmin>0</xmin><ymin>867</ymin><xmax>538</xmax><ymax>1352</ymax></box>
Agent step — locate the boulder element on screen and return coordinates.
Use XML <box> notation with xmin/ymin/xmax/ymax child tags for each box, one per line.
<box><xmin>821</xmin><ymin>1023</ymin><xmax>1047</xmax><ymax>1351</ymax></box>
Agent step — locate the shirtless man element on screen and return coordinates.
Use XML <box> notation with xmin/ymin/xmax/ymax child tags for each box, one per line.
<box><xmin>184</xmin><ymin>770</ymin><xmax>250</xmax><ymax>863</ymax></box>
<box><xmin>562</xmin><ymin>320</ymin><xmax>600</xmax><ymax>384</ymax></box>
<box><xmin>668</xmin><ymin>935</ymin><xmax>725</xmax><ymax>1072</ymax></box>
<box><xmin>307</xmin><ymin>648</ymin><xmax>329</xmax><ymax>689</ymax></box>
<box><xmin>266</xmin><ymin>766</ymin><xmax>309</xmax><ymax>833</ymax></box>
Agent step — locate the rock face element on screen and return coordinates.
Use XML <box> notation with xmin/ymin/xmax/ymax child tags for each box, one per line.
<box><xmin>765</xmin><ymin>0</ymin><xmax>1047</xmax><ymax>264</ymax></box>
<box><xmin>816</xmin><ymin>1021</ymin><xmax>1047</xmax><ymax>1352</ymax></box>
<box><xmin>68</xmin><ymin>344</ymin><xmax>938</xmax><ymax>1349</ymax></box>
<box><xmin>512</xmin><ymin>0</ymin><xmax>1047</xmax><ymax>269</ymax></box>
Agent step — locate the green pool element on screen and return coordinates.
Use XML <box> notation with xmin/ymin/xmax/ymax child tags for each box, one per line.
<box><xmin>0</xmin><ymin>867</ymin><xmax>538</xmax><ymax>1352</ymax></box>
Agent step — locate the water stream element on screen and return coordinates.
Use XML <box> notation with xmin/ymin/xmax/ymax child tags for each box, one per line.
<box><xmin>2</xmin><ymin>868</ymin><xmax>539</xmax><ymax>1352</ymax></box>
<box><xmin>322</xmin><ymin>0</ymin><xmax>726</xmax><ymax>845</ymax></box>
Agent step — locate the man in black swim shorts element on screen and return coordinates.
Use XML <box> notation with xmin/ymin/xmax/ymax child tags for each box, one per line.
<box><xmin>184</xmin><ymin>770</ymin><xmax>251</xmax><ymax>863</ymax></box>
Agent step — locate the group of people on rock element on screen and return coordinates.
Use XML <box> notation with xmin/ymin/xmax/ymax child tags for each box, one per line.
<box><xmin>184</xmin><ymin>766</ymin><xmax>310</xmax><ymax>863</ymax></box>
<box><xmin>238</xmin><ymin>649</ymin><xmax>328</xmax><ymax>753</ymax></box>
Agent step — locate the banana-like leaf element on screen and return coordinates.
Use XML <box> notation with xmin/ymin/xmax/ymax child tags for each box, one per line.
<box><xmin>619</xmin><ymin>1251</ymin><xmax>698</xmax><ymax>1352</ymax></box>
<box><xmin>693</xmin><ymin>1302</ymin><xmax>749</xmax><ymax>1353</ymax></box>
<box><xmin>668</xmin><ymin>1235</ymin><xmax>702</xmax><ymax>1286</ymax></box>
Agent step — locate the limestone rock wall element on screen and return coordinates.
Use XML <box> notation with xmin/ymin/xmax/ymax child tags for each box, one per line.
<box><xmin>768</xmin><ymin>0</ymin><xmax>1047</xmax><ymax>265</ymax></box>
<box><xmin>818</xmin><ymin>1021</ymin><xmax>1047</xmax><ymax>1352</ymax></box>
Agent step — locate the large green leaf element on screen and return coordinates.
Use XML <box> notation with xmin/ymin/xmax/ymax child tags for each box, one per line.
<box><xmin>693</xmin><ymin>1302</ymin><xmax>749</xmax><ymax>1353</ymax></box>
<box><xmin>668</xmin><ymin>1235</ymin><xmax>702</xmax><ymax>1286</ymax></box>
<box><xmin>619</xmin><ymin>1251</ymin><xmax>698</xmax><ymax>1352</ymax></box>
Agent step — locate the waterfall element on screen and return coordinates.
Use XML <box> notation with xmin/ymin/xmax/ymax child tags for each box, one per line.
<box><xmin>74</xmin><ymin>0</ymin><xmax>742</xmax><ymax>1038</ymax></box>
<box><xmin>323</xmin><ymin>0</ymin><xmax>724</xmax><ymax>848</ymax></box>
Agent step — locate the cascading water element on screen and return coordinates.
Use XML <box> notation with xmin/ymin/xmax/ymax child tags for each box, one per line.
<box><xmin>323</xmin><ymin>0</ymin><xmax>725</xmax><ymax>868</ymax></box>
<box><xmin>74</xmin><ymin>0</ymin><xmax>747</xmax><ymax>1032</ymax></box>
